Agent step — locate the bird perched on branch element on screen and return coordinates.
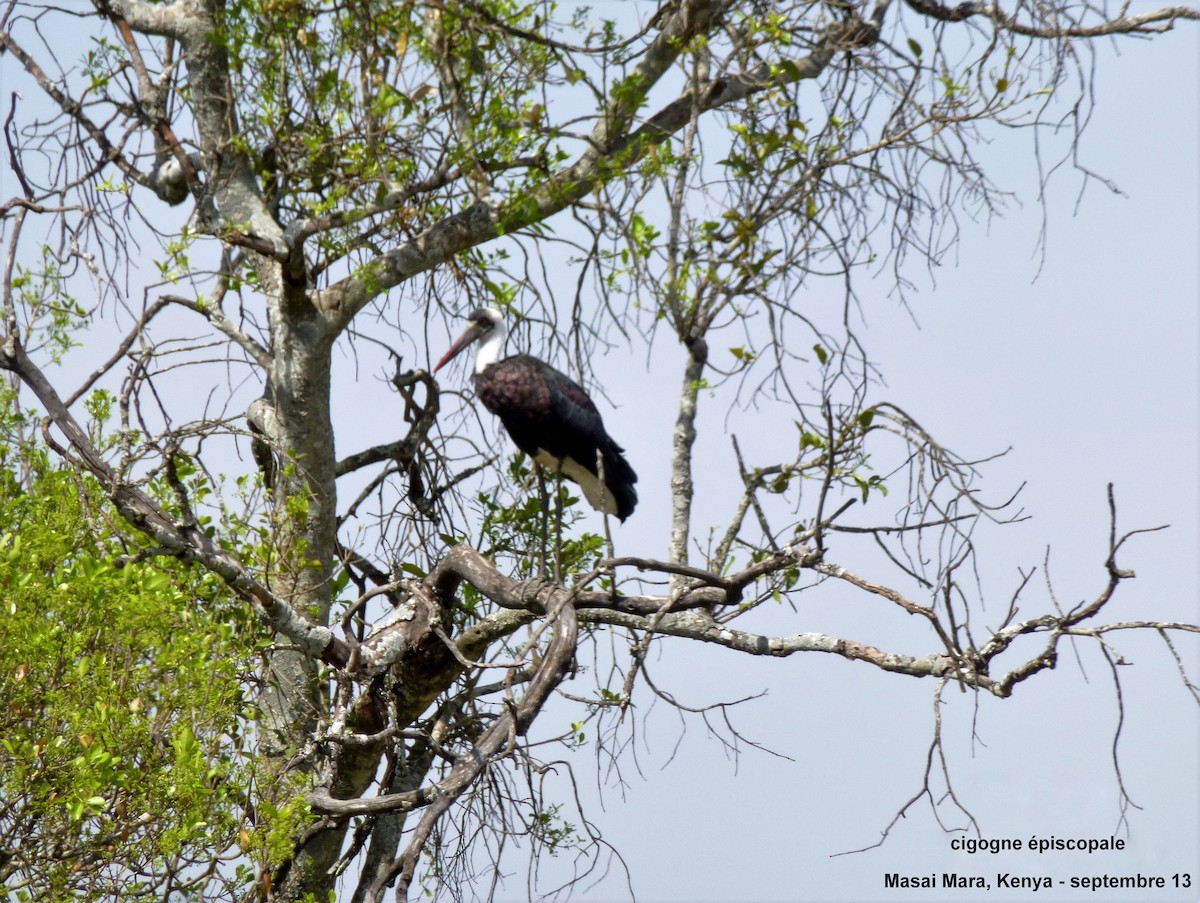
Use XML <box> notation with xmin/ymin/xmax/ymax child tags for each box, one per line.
<box><xmin>434</xmin><ymin>306</ymin><xmax>638</xmax><ymax>521</ymax></box>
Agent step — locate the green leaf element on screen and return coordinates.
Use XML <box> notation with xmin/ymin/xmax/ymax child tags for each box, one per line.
<box><xmin>777</xmin><ymin>59</ymin><xmax>804</xmax><ymax>81</ymax></box>
<box><xmin>907</xmin><ymin>37</ymin><xmax>923</xmax><ymax>59</ymax></box>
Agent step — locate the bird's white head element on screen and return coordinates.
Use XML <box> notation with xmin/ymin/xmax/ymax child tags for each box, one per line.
<box><xmin>434</xmin><ymin>306</ymin><xmax>508</xmax><ymax>375</ymax></box>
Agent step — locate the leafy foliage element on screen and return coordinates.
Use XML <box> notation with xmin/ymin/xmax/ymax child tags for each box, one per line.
<box><xmin>0</xmin><ymin>390</ymin><xmax>271</xmax><ymax>901</ymax></box>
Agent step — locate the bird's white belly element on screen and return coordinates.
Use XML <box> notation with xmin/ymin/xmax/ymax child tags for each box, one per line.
<box><xmin>533</xmin><ymin>449</ymin><xmax>618</xmax><ymax>516</ymax></box>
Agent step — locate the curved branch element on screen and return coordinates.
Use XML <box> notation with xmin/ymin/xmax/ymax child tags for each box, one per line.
<box><xmin>316</xmin><ymin>1</ymin><xmax>891</xmax><ymax>328</ymax></box>
<box><xmin>0</xmin><ymin>30</ymin><xmax>148</xmax><ymax>188</ymax></box>
<box><xmin>162</xmin><ymin>294</ymin><xmax>271</xmax><ymax>367</ymax></box>
<box><xmin>109</xmin><ymin>0</ymin><xmax>192</xmax><ymax>38</ymax></box>
<box><xmin>904</xmin><ymin>0</ymin><xmax>1199</xmax><ymax>36</ymax></box>
<box><xmin>310</xmin><ymin>595</ymin><xmax>579</xmax><ymax>903</ymax></box>
<box><xmin>335</xmin><ymin>370</ymin><xmax>437</xmax><ymax>477</ymax></box>
<box><xmin>579</xmin><ymin>605</ymin><xmax>972</xmax><ymax>679</ymax></box>
<box><xmin>0</xmin><ymin>331</ymin><xmax>352</xmax><ymax>668</ymax></box>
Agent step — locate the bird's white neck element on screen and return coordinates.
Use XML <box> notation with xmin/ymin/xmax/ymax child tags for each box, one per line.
<box><xmin>475</xmin><ymin>322</ymin><xmax>507</xmax><ymax>374</ymax></box>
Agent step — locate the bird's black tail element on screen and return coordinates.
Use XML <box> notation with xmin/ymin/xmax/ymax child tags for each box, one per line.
<box><xmin>601</xmin><ymin>440</ymin><xmax>638</xmax><ymax>522</ymax></box>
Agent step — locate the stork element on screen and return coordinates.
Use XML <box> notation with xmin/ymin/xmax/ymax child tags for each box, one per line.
<box><xmin>434</xmin><ymin>307</ymin><xmax>638</xmax><ymax>521</ymax></box>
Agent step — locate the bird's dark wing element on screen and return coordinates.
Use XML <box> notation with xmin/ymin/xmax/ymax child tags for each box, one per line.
<box><xmin>474</xmin><ymin>355</ymin><xmax>638</xmax><ymax>520</ymax></box>
<box><xmin>541</xmin><ymin>364</ymin><xmax>639</xmax><ymax>519</ymax></box>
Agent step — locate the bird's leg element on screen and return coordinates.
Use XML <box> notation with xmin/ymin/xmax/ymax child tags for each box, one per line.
<box><xmin>556</xmin><ymin>468</ymin><xmax>566</xmax><ymax>581</ymax></box>
<box><xmin>537</xmin><ymin>467</ymin><xmax>549</xmax><ymax>580</ymax></box>
<box><xmin>596</xmin><ymin>450</ymin><xmax>614</xmax><ymax>560</ymax></box>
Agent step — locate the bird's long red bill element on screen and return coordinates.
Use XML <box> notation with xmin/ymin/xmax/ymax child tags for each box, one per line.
<box><xmin>433</xmin><ymin>324</ymin><xmax>481</xmax><ymax>373</ymax></box>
